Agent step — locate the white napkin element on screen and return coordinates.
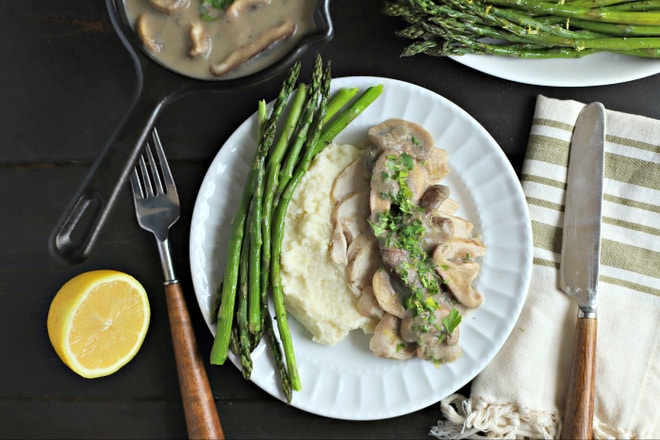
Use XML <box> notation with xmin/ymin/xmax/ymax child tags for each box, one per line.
<box><xmin>431</xmin><ymin>95</ymin><xmax>660</xmax><ymax>439</ymax></box>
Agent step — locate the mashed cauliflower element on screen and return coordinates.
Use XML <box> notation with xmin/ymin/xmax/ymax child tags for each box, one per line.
<box><xmin>281</xmin><ymin>143</ymin><xmax>376</xmax><ymax>345</ymax></box>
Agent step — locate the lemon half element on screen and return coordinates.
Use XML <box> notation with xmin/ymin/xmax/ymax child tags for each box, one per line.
<box><xmin>47</xmin><ymin>270</ymin><xmax>151</xmax><ymax>378</ymax></box>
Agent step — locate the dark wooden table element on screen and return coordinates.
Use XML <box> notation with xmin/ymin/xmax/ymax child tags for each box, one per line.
<box><xmin>1</xmin><ymin>1</ymin><xmax>657</xmax><ymax>439</ymax></box>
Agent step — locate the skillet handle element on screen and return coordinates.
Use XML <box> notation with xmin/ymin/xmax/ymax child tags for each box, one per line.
<box><xmin>49</xmin><ymin>90</ymin><xmax>166</xmax><ymax>263</ymax></box>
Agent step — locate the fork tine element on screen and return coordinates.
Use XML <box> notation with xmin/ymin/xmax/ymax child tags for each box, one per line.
<box><xmin>151</xmin><ymin>128</ymin><xmax>177</xmax><ymax>194</ymax></box>
<box><xmin>143</xmin><ymin>143</ymin><xmax>165</xmax><ymax>196</ymax></box>
<box><xmin>135</xmin><ymin>152</ymin><xmax>154</xmax><ymax>197</ymax></box>
<box><xmin>129</xmin><ymin>167</ymin><xmax>144</xmax><ymax>200</ymax></box>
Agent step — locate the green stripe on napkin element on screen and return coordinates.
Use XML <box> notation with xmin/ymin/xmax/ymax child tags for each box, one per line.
<box><xmin>522</xmin><ymin>97</ymin><xmax>660</xmax><ymax>299</ymax></box>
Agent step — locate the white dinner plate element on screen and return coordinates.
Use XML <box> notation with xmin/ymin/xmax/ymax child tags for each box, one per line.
<box><xmin>451</xmin><ymin>52</ymin><xmax>660</xmax><ymax>87</ymax></box>
<box><xmin>189</xmin><ymin>76</ymin><xmax>533</xmax><ymax>420</ymax></box>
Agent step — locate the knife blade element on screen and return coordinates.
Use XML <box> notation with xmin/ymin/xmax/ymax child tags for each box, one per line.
<box><xmin>559</xmin><ymin>102</ymin><xmax>606</xmax><ymax>440</ymax></box>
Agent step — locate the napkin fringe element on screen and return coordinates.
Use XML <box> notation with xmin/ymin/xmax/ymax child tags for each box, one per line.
<box><xmin>430</xmin><ymin>394</ymin><xmax>560</xmax><ymax>440</ymax></box>
<box><xmin>592</xmin><ymin>422</ymin><xmax>640</xmax><ymax>440</ymax></box>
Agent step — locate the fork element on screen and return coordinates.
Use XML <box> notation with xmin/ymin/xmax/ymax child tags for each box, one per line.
<box><xmin>131</xmin><ymin>129</ymin><xmax>224</xmax><ymax>440</ymax></box>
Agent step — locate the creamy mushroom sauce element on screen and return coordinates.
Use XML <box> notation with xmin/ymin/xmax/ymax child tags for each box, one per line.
<box><xmin>123</xmin><ymin>0</ymin><xmax>316</xmax><ymax>80</ymax></box>
<box><xmin>330</xmin><ymin>119</ymin><xmax>486</xmax><ymax>364</ymax></box>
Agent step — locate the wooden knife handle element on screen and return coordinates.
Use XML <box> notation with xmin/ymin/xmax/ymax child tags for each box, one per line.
<box><xmin>165</xmin><ymin>282</ymin><xmax>225</xmax><ymax>440</ymax></box>
<box><xmin>562</xmin><ymin>316</ymin><xmax>597</xmax><ymax>440</ymax></box>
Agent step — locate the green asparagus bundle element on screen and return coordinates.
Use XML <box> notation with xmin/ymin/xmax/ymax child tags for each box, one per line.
<box><xmin>385</xmin><ymin>0</ymin><xmax>660</xmax><ymax>58</ymax></box>
<box><xmin>209</xmin><ymin>55</ymin><xmax>383</xmax><ymax>401</ymax></box>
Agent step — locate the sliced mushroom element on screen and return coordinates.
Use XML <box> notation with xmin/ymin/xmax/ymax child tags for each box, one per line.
<box><xmin>379</xmin><ymin>246</ymin><xmax>409</xmax><ymax>269</ymax></box>
<box><xmin>357</xmin><ymin>286</ymin><xmax>384</xmax><ymax>319</ymax></box>
<box><xmin>369</xmin><ymin>189</ymin><xmax>391</xmax><ymax>221</ymax></box>
<box><xmin>370</xmin><ymin>149</ymin><xmax>400</xmax><ymax>202</ymax></box>
<box><xmin>136</xmin><ymin>14</ymin><xmax>163</xmax><ymax>54</ymax></box>
<box><xmin>412</xmin><ymin>212</ymin><xmax>455</xmax><ymax>251</ymax></box>
<box><xmin>436</xmin><ymin>197</ymin><xmax>460</xmax><ymax>216</ymax></box>
<box><xmin>331</xmin><ymin>155</ymin><xmax>371</xmax><ymax>204</ymax></box>
<box><xmin>416</xmin><ymin>332</ymin><xmax>461</xmax><ymax>363</ymax></box>
<box><xmin>421</xmin><ymin>147</ymin><xmax>450</xmax><ymax>185</ymax></box>
<box><xmin>148</xmin><ymin>0</ymin><xmax>190</xmax><ymax>14</ymax></box>
<box><xmin>413</xmin><ymin>306</ymin><xmax>462</xmax><ymax>362</ymax></box>
<box><xmin>225</xmin><ymin>0</ymin><xmax>271</xmax><ymax>21</ymax></box>
<box><xmin>371</xmin><ymin>268</ymin><xmax>405</xmax><ymax>319</ymax></box>
<box><xmin>370</xmin><ymin>149</ymin><xmax>427</xmax><ymax>204</ymax></box>
<box><xmin>188</xmin><ymin>22</ymin><xmax>211</xmax><ymax>58</ymax></box>
<box><xmin>436</xmin><ymin>214</ymin><xmax>473</xmax><ymax>240</ymax></box>
<box><xmin>368</xmin><ymin>119</ymin><xmax>435</xmax><ymax>161</ymax></box>
<box><xmin>419</xmin><ymin>185</ymin><xmax>450</xmax><ymax>213</ymax></box>
<box><xmin>210</xmin><ymin>19</ymin><xmax>295</xmax><ymax>77</ymax></box>
<box><xmin>439</xmin><ymin>237</ymin><xmax>486</xmax><ymax>262</ymax></box>
<box><xmin>369</xmin><ymin>313</ymin><xmax>416</xmax><ymax>360</ymax></box>
<box><xmin>433</xmin><ymin>248</ymin><xmax>483</xmax><ymax>309</ymax></box>
<box><xmin>406</xmin><ymin>160</ymin><xmax>427</xmax><ymax>203</ymax></box>
<box><xmin>346</xmin><ymin>234</ymin><xmax>382</xmax><ymax>296</ymax></box>
<box><xmin>399</xmin><ymin>311</ymin><xmax>416</xmax><ymax>343</ymax></box>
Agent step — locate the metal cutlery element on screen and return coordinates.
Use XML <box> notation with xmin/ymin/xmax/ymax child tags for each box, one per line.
<box><xmin>131</xmin><ymin>129</ymin><xmax>224</xmax><ymax>440</ymax></box>
<box><xmin>559</xmin><ymin>102</ymin><xmax>606</xmax><ymax>440</ymax></box>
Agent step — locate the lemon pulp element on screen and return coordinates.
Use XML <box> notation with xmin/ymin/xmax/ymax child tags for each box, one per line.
<box><xmin>47</xmin><ymin>270</ymin><xmax>150</xmax><ymax>378</ymax></box>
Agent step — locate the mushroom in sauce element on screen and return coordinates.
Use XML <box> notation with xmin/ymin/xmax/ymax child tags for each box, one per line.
<box><xmin>369</xmin><ymin>313</ymin><xmax>416</xmax><ymax>360</ymax></box>
<box><xmin>371</xmin><ymin>268</ymin><xmax>405</xmax><ymax>319</ymax></box>
<box><xmin>124</xmin><ymin>0</ymin><xmax>315</xmax><ymax>79</ymax></box>
<box><xmin>210</xmin><ymin>19</ymin><xmax>295</xmax><ymax>77</ymax></box>
<box><xmin>148</xmin><ymin>0</ymin><xmax>190</xmax><ymax>14</ymax></box>
<box><xmin>331</xmin><ymin>119</ymin><xmax>486</xmax><ymax>364</ymax></box>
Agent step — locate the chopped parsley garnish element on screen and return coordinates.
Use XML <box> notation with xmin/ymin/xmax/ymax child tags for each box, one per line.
<box><xmin>436</xmin><ymin>308</ymin><xmax>462</xmax><ymax>344</ymax></box>
<box><xmin>442</xmin><ymin>308</ymin><xmax>462</xmax><ymax>334</ymax></box>
<box><xmin>369</xmin><ymin>153</ymin><xmax>461</xmax><ymax>329</ymax></box>
<box><xmin>200</xmin><ymin>0</ymin><xmax>234</xmax><ymax>21</ymax></box>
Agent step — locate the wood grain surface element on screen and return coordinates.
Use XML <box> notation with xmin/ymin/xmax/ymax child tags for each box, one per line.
<box><xmin>166</xmin><ymin>282</ymin><xmax>224</xmax><ymax>439</ymax></box>
<box><xmin>562</xmin><ymin>317</ymin><xmax>597</xmax><ymax>440</ymax></box>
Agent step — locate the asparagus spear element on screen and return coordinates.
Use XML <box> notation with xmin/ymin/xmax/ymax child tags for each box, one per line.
<box><xmin>237</xmin><ymin>213</ymin><xmax>253</xmax><ymax>378</ymax></box>
<box><xmin>255</xmin><ymin>83</ymin><xmax>364</xmax><ymax>343</ymax></box>
<box><xmin>210</xmin><ymin>60</ymin><xmax>301</xmax><ymax>365</ymax></box>
<box><xmin>315</xmin><ymin>84</ymin><xmax>384</xmax><ymax>153</ymax></box>
<box><xmin>269</xmin><ymin>61</ymin><xmax>333</xmax><ymax>392</ymax></box>
<box><xmin>263</xmin><ymin>306</ymin><xmax>292</xmax><ymax>402</ymax></box>
<box><xmin>486</xmin><ymin>0</ymin><xmax>660</xmax><ymax>25</ymax></box>
<box><xmin>269</xmin><ymin>74</ymin><xmax>385</xmax><ymax>393</ymax></box>
<box><xmin>323</xmin><ymin>87</ymin><xmax>360</xmax><ymax>124</ymax></box>
<box><xmin>277</xmin><ymin>55</ymin><xmax>325</xmax><ymax>197</ymax></box>
<box><xmin>256</xmin><ymin>99</ymin><xmax>267</xmax><ymax>142</ymax></box>
<box><xmin>246</xmin><ymin>152</ymin><xmax>263</xmax><ymax>340</ymax></box>
<box><xmin>385</xmin><ymin>0</ymin><xmax>660</xmax><ymax>59</ymax></box>
<box><xmin>257</xmin><ymin>83</ymin><xmax>308</xmax><ymax>338</ymax></box>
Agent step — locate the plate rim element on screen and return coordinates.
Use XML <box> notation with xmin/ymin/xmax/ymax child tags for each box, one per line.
<box><xmin>450</xmin><ymin>53</ymin><xmax>660</xmax><ymax>87</ymax></box>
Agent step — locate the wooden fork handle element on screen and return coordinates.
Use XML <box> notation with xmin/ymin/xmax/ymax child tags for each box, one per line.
<box><xmin>165</xmin><ymin>282</ymin><xmax>224</xmax><ymax>440</ymax></box>
<box><xmin>562</xmin><ymin>316</ymin><xmax>597</xmax><ymax>440</ymax></box>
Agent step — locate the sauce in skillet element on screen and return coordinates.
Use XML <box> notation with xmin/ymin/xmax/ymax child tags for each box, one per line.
<box><xmin>123</xmin><ymin>0</ymin><xmax>316</xmax><ymax>80</ymax></box>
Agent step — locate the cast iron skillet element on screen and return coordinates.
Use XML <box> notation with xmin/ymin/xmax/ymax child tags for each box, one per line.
<box><xmin>50</xmin><ymin>0</ymin><xmax>333</xmax><ymax>263</ymax></box>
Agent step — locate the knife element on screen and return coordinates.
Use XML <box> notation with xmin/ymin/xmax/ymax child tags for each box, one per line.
<box><xmin>559</xmin><ymin>102</ymin><xmax>606</xmax><ymax>440</ymax></box>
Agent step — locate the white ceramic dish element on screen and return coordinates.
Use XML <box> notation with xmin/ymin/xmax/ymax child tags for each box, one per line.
<box><xmin>450</xmin><ymin>52</ymin><xmax>660</xmax><ymax>87</ymax></box>
<box><xmin>189</xmin><ymin>76</ymin><xmax>533</xmax><ymax>420</ymax></box>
